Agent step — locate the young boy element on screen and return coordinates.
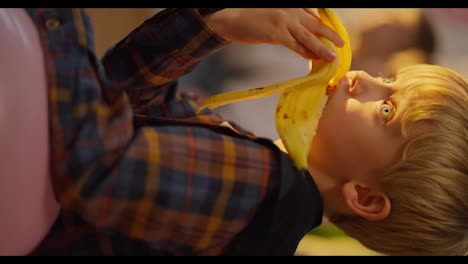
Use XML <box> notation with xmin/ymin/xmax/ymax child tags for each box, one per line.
<box><xmin>308</xmin><ymin>66</ymin><xmax>468</xmax><ymax>255</ymax></box>
<box><xmin>25</xmin><ymin>8</ymin><xmax>467</xmax><ymax>256</ymax></box>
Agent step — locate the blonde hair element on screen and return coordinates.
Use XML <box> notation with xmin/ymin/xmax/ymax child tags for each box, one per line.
<box><xmin>330</xmin><ymin>64</ymin><xmax>468</xmax><ymax>255</ymax></box>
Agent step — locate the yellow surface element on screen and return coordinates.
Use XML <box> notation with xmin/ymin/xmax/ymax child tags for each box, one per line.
<box><xmin>295</xmin><ymin>234</ymin><xmax>381</xmax><ymax>256</ymax></box>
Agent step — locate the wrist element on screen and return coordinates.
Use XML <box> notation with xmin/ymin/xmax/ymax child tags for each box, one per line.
<box><xmin>203</xmin><ymin>10</ymin><xmax>233</xmax><ymax>42</ymax></box>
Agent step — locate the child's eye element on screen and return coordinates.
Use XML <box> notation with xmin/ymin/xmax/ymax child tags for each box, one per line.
<box><xmin>381</xmin><ymin>76</ymin><xmax>395</xmax><ymax>84</ymax></box>
<box><xmin>380</xmin><ymin>101</ymin><xmax>395</xmax><ymax>120</ymax></box>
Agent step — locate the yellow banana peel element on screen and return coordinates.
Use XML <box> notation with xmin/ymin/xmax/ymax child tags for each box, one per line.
<box><xmin>196</xmin><ymin>8</ymin><xmax>352</xmax><ymax>170</ymax></box>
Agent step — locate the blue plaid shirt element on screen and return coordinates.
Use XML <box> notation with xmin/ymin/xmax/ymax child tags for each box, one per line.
<box><xmin>25</xmin><ymin>8</ymin><xmax>312</xmax><ymax>255</ymax></box>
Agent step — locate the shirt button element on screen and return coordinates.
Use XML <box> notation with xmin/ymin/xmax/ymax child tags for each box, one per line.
<box><xmin>45</xmin><ymin>18</ymin><xmax>61</xmax><ymax>30</ymax></box>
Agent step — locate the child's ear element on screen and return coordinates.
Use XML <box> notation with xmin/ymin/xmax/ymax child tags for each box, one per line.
<box><xmin>342</xmin><ymin>181</ymin><xmax>391</xmax><ymax>221</ymax></box>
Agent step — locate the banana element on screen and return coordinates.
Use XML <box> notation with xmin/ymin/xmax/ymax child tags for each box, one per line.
<box><xmin>316</xmin><ymin>8</ymin><xmax>352</xmax><ymax>86</ymax></box>
<box><xmin>275</xmin><ymin>40</ymin><xmax>338</xmax><ymax>169</ymax></box>
<box><xmin>196</xmin><ymin>8</ymin><xmax>352</xmax><ymax>170</ymax></box>
<box><xmin>276</xmin><ymin>8</ymin><xmax>352</xmax><ymax>169</ymax></box>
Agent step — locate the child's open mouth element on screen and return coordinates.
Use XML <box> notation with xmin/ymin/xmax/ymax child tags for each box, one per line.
<box><xmin>326</xmin><ymin>85</ymin><xmax>337</xmax><ymax>97</ymax></box>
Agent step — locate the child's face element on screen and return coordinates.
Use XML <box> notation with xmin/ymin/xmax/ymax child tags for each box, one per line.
<box><xmin>309</xmin><ymin>71</ymin><xmax>408</xmax><ymax>182</ymax></box>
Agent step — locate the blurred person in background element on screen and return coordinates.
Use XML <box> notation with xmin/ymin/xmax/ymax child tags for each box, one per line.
<box><xmin>422</xmin><ymin>8</ymin><xmax>468</xmax><ymax>76</ymax></box>
<box><xmin>346</xmin><ymin>8</ymin><xmax>436</xmax><ymax>77</ymax></box>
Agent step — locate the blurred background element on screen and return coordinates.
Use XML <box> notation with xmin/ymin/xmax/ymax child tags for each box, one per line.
<box><xmin>85</xmin><ymin>8</ymin><xmax>468</xmax><ymax>256</ymax></box>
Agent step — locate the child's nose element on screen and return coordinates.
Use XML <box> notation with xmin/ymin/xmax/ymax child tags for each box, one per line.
<box><xmin>349</xmin><ymin>71</ymin><xmax>386</xmax><ymax>98</ymax></box>
<box><xmin>348</xmin><ymin>71</ymin><xmax>370</xmax><ymax>97</ymax></box>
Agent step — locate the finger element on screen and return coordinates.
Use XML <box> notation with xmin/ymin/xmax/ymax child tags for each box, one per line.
<box><xmin>290</xmin><ymin>43</ymin><xmax>321</xmax><ymax>60</ymax></box>
<box><xmin>284</xmin><ymin>31</ymin><xmax>321</xmax><ymax>60</ymax></box>
<box><xmin>307</xmin><ymin>52</ymin><xmax>321</xmax><ymax>60</ymax></box>
<box><xmin>289</xmin><ymin>25</ymin><xmax>337</xmax><ymax>62</ymax></box>
<box><xmin>303</xmin><ymin>8</ymin><xmax>320</xmax><ymax>19</ymax></box>
<box><xmin>301</xmin><ymin>16</ymin><xmax>345</xmax><ymax>48</ymax></box>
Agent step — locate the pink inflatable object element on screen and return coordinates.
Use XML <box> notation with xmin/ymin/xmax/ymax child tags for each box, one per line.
<box><xmin>0</xmin><ymin>8</ymin><xmax>59</xmax><ymax>255</ymax></box>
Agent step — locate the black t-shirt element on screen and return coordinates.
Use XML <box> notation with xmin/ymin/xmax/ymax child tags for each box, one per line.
<box><xmin>223</xmin><ymin>141</ymin><xmax>324</xmax><ymax>256</ymax></box>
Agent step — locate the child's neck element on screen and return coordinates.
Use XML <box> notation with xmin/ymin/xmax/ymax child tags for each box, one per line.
<box><xmin>276</xmin><ymin>138</ymin><xmax>350</xmax><ymax>216</ymax></box>
<box><xmin>307</xmin><ymin>163</ymin><xmax>350</xmax><ymax>217</ymax></box>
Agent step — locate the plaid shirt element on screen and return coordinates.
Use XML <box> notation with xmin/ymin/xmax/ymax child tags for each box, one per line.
<box><xmin>24</xmin><ymin>8</ymin><xmax>301</xmax><ymax>255</ymax></box>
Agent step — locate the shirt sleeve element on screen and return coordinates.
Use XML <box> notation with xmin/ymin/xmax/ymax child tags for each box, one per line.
<box><xmin>101</xmin><ymin>8</ymin><xmax>230</xmax><ymax>114</ymax></box>
<box><xmin>46</xmin><ymin>8</ymin><xmax>283</xmax><ymax>255</ymax></box>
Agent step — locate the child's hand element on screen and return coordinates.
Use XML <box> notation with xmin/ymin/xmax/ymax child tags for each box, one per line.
<box><xmin>204</xmin><ymin>8</ymin><xmax>345</xmax><ymax>61</ymax></box>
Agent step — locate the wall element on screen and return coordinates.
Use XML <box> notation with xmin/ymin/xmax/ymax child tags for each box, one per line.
<box><xmin>84</xmin><ymin>8</ymin><xmax>163</xmax><ymax>58</ymax></box>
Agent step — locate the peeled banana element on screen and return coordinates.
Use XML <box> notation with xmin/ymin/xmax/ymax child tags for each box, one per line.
<box><xmin>196</xmin><ymin>8</ymin><xmax>352</xmax><ymax>171</ymax></box>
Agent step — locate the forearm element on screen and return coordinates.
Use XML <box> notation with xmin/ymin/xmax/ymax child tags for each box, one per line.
<box><xmin>100</xmin><ymin>8</ymin><xmax>230</xmax><ymax>111</ymax></box>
